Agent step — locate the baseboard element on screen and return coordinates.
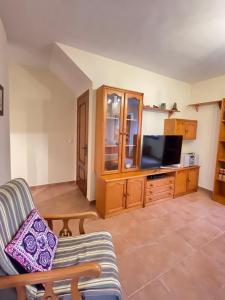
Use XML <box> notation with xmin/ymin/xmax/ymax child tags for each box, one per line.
<box><xmin>89</xmin><ymin>200</ymin><xmax>96</xmax><ymax>206</ymax></box>
<box><xmin>31</xmin><ymin>180</ymin><xmax>76</xmax><ymax>190</ymax></box>
<box><xmin>198</xmin><ymin>186</ymin><xmax>213</xmax><ymax>197</ymax></box>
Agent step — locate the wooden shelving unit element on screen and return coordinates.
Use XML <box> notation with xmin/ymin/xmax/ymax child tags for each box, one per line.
<box><xmin>213</xmin><ymin>98</ymin><xmax>225</xmax><ymax>204</ymax></box>
<box><xmin>188</xmin><ymin>100</ymin><xmax>222</xmax><ymax>112</ymax></box>
<box><xmin>143</xmin><ymin>105</ymin><xmax>180</xmax><ymax>118</ymax></box>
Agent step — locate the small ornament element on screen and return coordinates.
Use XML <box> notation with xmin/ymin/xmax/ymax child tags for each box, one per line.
<box><xmin>172</xmin><ymin>102</ymin><xmax>178</xmax><ymax>111</ymax></box>
<box><xmin>160</xmin><ymin>103</ymin><xmax>166</xmax><ymax>109</ymax></box>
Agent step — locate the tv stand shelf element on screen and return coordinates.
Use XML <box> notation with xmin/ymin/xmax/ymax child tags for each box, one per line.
<box><xmin>96</xmin><ymin>165</ymin><xmax>200</xmax><ymax>218</ymax></box>
<box><xmin>147</xmin><ymin>173</ymin><xmax>172</xmax><ymax>180</ymax></box>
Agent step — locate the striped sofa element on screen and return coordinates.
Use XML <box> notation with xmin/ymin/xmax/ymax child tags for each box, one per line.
<box><xmin>0</xmin><ymin>179</ymin><xmax>122</xmax><ymax>300</ymax></box>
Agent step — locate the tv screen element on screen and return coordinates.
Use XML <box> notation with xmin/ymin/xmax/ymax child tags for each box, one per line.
<box><xmin>141</xmin><ymin>135</ymin><xmax>183</xmax><ymax>169</ymax></box>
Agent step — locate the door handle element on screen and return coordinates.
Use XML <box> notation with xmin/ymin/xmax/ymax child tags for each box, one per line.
<box><xmin>82</xmin><ymin>145</ymin><xmax>88</xmax><ymax>150</ymax></box>
<box><xmin>123</xmin><ymin>193</ymin><xmax>127</xmax><ymax>208</ymax></box>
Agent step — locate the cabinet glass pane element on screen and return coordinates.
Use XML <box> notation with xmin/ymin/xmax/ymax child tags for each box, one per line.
<box><xmin>104</xmin><ymin>93</ymin><xmax>122</xmax><ymax>171</ymax></box>
<box><xmin>124</xmin><ymin>97</ymin><xmax>140</xmax><ymax>169</ymax></box>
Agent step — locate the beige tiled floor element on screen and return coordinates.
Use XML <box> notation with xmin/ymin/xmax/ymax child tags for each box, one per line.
<box><xmin>32</xmin><ymin>184</ymin><xmax>225</xmax><ymax>300</ymax></box>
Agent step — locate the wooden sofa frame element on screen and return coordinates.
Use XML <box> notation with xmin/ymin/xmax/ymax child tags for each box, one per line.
<box><xmin>0</xmin><ymin>211</ymin><xmax>101</xmax><ymax>300</ymax></box>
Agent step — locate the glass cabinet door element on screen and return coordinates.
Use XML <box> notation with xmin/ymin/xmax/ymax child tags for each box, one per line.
<box><xmin>123</xmin><ymin>94</ymin><xmax>142</xmax><ymax>171</ymax></box>
<box><xmin>104</xmin><ymin>91</ymin><xmax>124</xmax><ymax>173</ymax></box>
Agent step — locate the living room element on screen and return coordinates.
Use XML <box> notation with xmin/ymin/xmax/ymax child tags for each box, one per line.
<box><xmin>0</xmin><ymin>1</ymin><xmax>225</xmax><ymax>300</ymax></box>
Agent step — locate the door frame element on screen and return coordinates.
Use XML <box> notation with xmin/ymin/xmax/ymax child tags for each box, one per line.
<box><xmin>76</xmin><ymin>90</ymin><xmax>89</xmax><ymax>197</ymax></box>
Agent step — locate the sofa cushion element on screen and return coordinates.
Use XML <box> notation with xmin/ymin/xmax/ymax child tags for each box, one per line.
<box><xmin>27</xmin><ymin>231</ymin><xmax>122</xmax><ymax>300</ymax></box>
<box><xmin>0</xmin><ymin>178</ymin><xmax>35</xmax><ymax>276</ymax></box>
<box><xmin>5</xmin><ymin>209</ymin><xmax>58</xmax><ymax>272</ymax></box>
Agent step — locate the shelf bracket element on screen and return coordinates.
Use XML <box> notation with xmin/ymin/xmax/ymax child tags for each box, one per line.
<box><xmin>168</xmin><ymin>111</ymin><xmax>174</xmax><ymax>118</ymax></box>
<box><xmin>194</xmin><ymin>104</ymin><xmax>199</xmax><ymax>112</ymax></box>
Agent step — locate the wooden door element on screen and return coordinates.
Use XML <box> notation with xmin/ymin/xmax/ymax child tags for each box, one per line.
<box><xmin>77</xmin><ymin>90</ymin><xmax>89</xmax><ymax>196</ymax></box>
<box><xmin>187</xmin><ymin>168</ymin><xmax>199</xmax><ymax>192</ymax></box>
<box><xmin>105</xmin><ymin>180</ymin><xmax>126</xmax><ymax>215</ymax></box>
<box><xmin>175</xmin><ymin>120</ymin><xmax>186</xmax><ymax>136</ymax></box>
<box><xmin>122</xmin><ymin>93</ymin><xmax>143</xmax><ymax>172</ymax></box>
<box><xmin>102</xmin><ymin>89</ymin><xmax>124</xmax><ymax>174</ymax></box>
<box><xmin>126</xmin><ymin>177</ymin><xmax>144</xmax><ymax>208</ymax></box>
<box><xmin>184</xmin><ymin>121</ymin><xmax>197</xmax><ymax>140</ymax></box>
<box><xmin>174</xmin><ymin>170</ymin><xmax>188</xmax><ymax>196</ymax></box>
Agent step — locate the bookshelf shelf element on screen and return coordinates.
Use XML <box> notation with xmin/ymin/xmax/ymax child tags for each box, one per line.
<box><xmin>213</xmin><ymin>98</ymin><xmax>225</xmax><ymax>203</ymax></box>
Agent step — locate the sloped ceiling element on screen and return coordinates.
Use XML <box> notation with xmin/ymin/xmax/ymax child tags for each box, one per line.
<box><xmin>1</xmin><ymin>0</ymin><xmax>225</xmax><ymax>82</ymax></box>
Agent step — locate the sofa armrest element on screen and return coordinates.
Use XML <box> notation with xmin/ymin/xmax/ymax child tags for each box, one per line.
<box><xmin>0</xmin><ymin>262</ymin><xmax>101</xmax><ymax>300</ymax></box>
<box><xmin>44</xmin><ymin>211</ymin><xmax>98</xmax><ymax>236</ymax></box>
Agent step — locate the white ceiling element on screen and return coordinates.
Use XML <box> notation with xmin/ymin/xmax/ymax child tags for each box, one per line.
<box><xmin>1</xmin><ymin>0</ymin><xmax>225</xmax><ymax>82</ymax></box>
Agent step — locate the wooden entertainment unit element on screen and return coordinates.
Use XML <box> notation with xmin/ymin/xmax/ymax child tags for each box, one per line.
<box><xmin>96</xmin><ymin>166</ymin><xmax>199</xmax><ymax>218</ymax></box>
<box><xmin>95</xmin><ymin>85</ymin><xmax>199</xmax><ymax>218</ymax></box>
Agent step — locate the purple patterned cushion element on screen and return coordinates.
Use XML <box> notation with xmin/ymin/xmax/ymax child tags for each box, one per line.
<box><xmin>5</xmin><ymin>209</ymin><xmax>58</xmax><ymax>272</ymax></box>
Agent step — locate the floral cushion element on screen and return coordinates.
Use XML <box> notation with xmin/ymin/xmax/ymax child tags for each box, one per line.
<box><xmin>5</xmin><ymin>209</ymin><xmax>58</xmax><ymax>272</ymax></box>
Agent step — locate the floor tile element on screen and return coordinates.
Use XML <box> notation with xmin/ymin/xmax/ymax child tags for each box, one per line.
<box><xmin>176</xmin><ymin>218</ymin><xmax>222</xmax><ymax>249</ymax></box>
<box><xmin>129</xmin><ymin>279</ymin><xmax>173</xmax><ymax>300</ymax></box>
<box><xmin>118</xmin><ymin>241</ymin><xmax>178</xmax><ymax>296</ymax></box>
<box><xmin>158</xmin><ymin>231</ymin><xmax>196</xmax><ymax>261</ymax></box>
<box><xmin>32</xmin><ymin>186</ymin><xmax>225</xmax><ymax>300</ymax></box>
<box><xmin>201</xmin><ymin>232</ymin><xmax>225</xmax><ymax>271</ymax></box>
<box><xmin>162</xmin><ymin>252</ymin><xmax>225</xmax><ymax>300</ymax></box>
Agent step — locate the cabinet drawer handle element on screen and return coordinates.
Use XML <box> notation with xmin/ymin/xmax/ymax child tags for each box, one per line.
<box><xmin>126</xmin><ymin>193</ymin><xmax>130</xmax><ymax>197</ymax></box>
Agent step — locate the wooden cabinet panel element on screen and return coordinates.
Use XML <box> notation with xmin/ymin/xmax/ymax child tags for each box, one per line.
<box><xmin>174</xmin><ymin>170</ymin><xmax>188</xmax><ymax>196</ymax></box>
<box><xmin>146</xmin><ymin>191</ymin><xmax>173</xmax><ymax>202</ymax></box>
<box><xmin>176</xmin><ymin>120</ymin><xmax>186</xmax><ymax>136</ymax></box>
<box><xmin>126</xmin><ymin>177</ymin><xmax>144</xmax><ymax>208</ymax></box>
<box><xmin>146</xmin><ymin>184</ymin><xmax>174</xmax><ymax>195</ymax></box>
<box><xmin>145</xmin><ymin>175</ymin><xmax>175</xmax><ymax>205</ymax></box>
<box><xmin>187</xmin><ymin>168</ymin><xmax>199</xmax><ymax>192</ymax></box>
<box><xmin>146</xmin><ymin>176</ymin><xmax>174</xmax><ymax>188</ymax></box>
<box><xmin>122</xmin><ymin>93</ymin><xmax>143</xmax><ymax>172</ymax></box>
<box><xmin>164</xmin><ymin>119</ymin><xmax>197</xmax><ymax>140</ymax></box>
<box><xmin>95</xmin><ymin>85</ymin><xmax>143</xmax><ymax>177</ymax></box>
<box><xmin>185</xmin><ymin>121</ymin><xmax>197</xmax><ymax>140</ymax></box>
<box><xmin>96</xmin><ymin>166</ymin><xmax>200</xmax><ymax>218</ymax></box>
<box><xmin>105</xmin><ymin>180</ymin><xmax>126</xmax><ymax>215</ymax></box>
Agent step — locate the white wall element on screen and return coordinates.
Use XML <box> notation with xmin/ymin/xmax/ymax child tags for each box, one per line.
<box><xmin>49</xmin><ymin>45</ymin><xmax>92</xmax><ymax>182</ymax></box>
<box><xmin>10</xmin><ymin>65</ymin><xmax>75</xmax><ymax>186</ymax></box>
<box><xmin>191</xmin><ymin>75</ymin><xmax>225</xmax><ymax>102</ymax></box>
<box><xmin>183</xmin><ymin>75</ymin><xmax>224</xmax><ymax>190</ymax></box>
<box><xmin>9</xmin><ymin>41</ymin><xmax>222</xmax><ymax>193</ymax></box>
<box><xmin>0</xmin><ymin>18</ymin><xmax>11</xmax><ymax>184</ymax></box>
<box><xmin>58</xmin><ymin>44</ymin><xmax>192</xmax><ymax>199</ymax></box>
<box><xmin>182</xmin><ymin>106</ymin><xmax>220</xmax><ymax>190</ymax></box>
<box><xmin>49</xmin><ymin>45</ymin><xmax>92</xmax><ymax>97</ymax></box>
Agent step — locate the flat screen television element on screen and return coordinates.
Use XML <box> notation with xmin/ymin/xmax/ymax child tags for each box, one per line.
<box><xmin>141</xmin><ymin>135</ymin><xmax>183</xmax><ymax>169</ymax></box>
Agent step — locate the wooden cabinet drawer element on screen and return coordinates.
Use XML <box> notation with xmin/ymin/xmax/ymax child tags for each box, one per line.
<box><xmin>145</xmin><ymin>190</ymin><xmax>173</xmax><ymax>202</ymax></box>
<box><xmin>146</xmin><ymin>177</ymin><xmax>174</xmax><ymax>188</ymax></box>
<box><xmin>146</xmin><ymin>184</ymin><xmax>174</xmax><ymax>195</ymax></box>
